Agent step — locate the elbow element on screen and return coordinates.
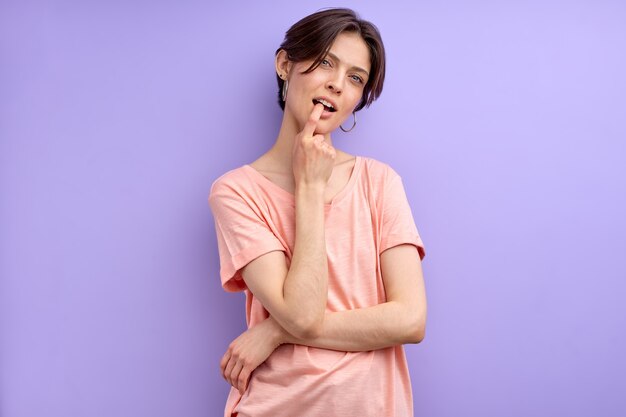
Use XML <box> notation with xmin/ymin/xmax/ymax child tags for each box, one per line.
<box><xmin>291</xmin><ymin>315</ymin><xmax>324</xmax><ymax>340</ymax></box>
<box><xmin>405</xmin><ymin>314</ymin><xmax>426</xmax><ymax>344</ymax></box>
<box><xmin>297</xmin><ymin>323</ymin><xmax>323</xmax><ymax>340</ymax></box>
<box><xmin>409</xmin><ymin>324</ymin><xmax>426</xmax><ymax>344</ymax></box>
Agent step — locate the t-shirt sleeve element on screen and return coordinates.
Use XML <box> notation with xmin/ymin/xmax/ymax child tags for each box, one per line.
<box><xmin>379</xmin><ymin>172</ymin><xmax>426</xmax><ymax>260</ymax></box>
<box><xmin>208</xmin><ymin>177</ymin><xmax>285</xmax><ymax>292</ymax></box>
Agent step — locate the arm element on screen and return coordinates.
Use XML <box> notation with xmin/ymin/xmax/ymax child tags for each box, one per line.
<box><xmin>242</xmin><ymin>185</ymin><xmax>327</xmax><ymax>340</ymax></box>
<box><xmin>237</xmin><ymin>103</ymin><xmax>335</xmax><ymax>340</ymax></box>
<box><xmin>276</xmin><ymin>243</ymin><xmax>427</xmax><ymax>351</ymax></box>
<box><xmin>221</xmin><ymin>243</ymin><xmax>427</xmax><ymax>393</ymax></box>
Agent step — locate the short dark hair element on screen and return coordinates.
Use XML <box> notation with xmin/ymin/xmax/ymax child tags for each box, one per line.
<box><xmin>275</xmin><ymin>7</ymin><xmax>386</xmax><ymax>112</ymax></box>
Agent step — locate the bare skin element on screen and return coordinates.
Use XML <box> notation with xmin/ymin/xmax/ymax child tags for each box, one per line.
<box><xmin>249</xmin><ymin>104</ymin><xmax>356</xmax><ymax>204</ymax></box>
<box><xmin>248</xmin><ymin>153</ymin><xmax>357</xmax><ymax>206</ymax></box>
<box><xmin>219</xmin><ymin>32</ymin><xmax>427</xmax><ymax>395</ymax></box>
<box><xmin>248</xmin><ymin>29</ymin><xmax>370</xmax><ymax>201</ymax></box>
<box><xmin>222</xmin><ymin>103</ymin><xmax>336</xmax><ymax>391</ymax></box>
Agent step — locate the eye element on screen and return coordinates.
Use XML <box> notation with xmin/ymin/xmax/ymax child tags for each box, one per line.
<box><xmin>321</xmin><ymin>58</ymin><xmax>331</xmax><ymax>66</ymax></box>
<box><xmin>351</xmin><ymin>75</ymin><xmax>364</xmax><ymax>84</ymax></box>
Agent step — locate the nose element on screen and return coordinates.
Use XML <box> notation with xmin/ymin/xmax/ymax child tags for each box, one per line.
<box><xmin>326</xmin><ymin>74</ymin><xmax>344</xmax><ymax>95</ymax></box>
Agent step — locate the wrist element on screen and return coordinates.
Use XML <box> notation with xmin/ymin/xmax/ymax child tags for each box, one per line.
<box><xmin>267</xmin><ymin>316</ymin><xmax>289</xmax><ymax>347</ymax></box>
<box><xmin>295</xmin><ymin>182</ymin><xmax>325</xmax><ymax>199</ymax></box>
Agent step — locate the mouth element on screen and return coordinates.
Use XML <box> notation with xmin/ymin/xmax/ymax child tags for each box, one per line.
<box><xmin>312</xmin><ymin>98</ymin><xmax>337</xmax><ymax>113</ymax></box>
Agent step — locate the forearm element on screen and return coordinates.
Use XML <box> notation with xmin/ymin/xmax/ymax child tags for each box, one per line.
<box><xmin>271</xmin><ymin>300</ymin><xmax>426</xmax><ymax>352</ymax></box>
<box><xmin>281</xmin><ymin>185</ymin><xmax>328</xmax><ymax>335</ymax></box>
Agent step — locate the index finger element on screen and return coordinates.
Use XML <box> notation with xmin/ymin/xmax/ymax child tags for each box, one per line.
<box><xmin>302</xmin><ymin>103</ymin><xmax>324</xmax><ymax>137</ymax></box>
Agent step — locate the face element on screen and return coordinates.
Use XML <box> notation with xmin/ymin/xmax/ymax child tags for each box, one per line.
<box><xmin>278</xmin><ymin>31</ymin><xmax>371</xmax><ymax>135</ymax></box>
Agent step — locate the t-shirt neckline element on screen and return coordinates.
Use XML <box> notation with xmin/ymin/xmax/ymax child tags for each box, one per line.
<box><xmin>243</xmin><ymin>156</ymin><xmax>362</xmax><ymax>207</ymax></box>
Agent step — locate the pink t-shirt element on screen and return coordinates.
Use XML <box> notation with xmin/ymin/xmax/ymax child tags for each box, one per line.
<box><xmin>209</xmin><ymin>156</ymin><xmax>426</xmax><ymax>417</ymax></box>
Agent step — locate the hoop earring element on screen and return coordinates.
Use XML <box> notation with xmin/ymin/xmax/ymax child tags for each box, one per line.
<box><xmin>281</xmin><ymin>79</ymin><xmax>289</xmax><ymax>102</ymax></box>
<box><xmin>340</xmin><ymin>111</ymin><xmax>357</xmax><ymax>132</ymax></box>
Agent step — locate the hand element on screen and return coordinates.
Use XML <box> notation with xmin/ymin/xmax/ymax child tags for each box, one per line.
<box><xmin>292</xmin><ymin>103</ymin><xmax>336</xmax><ymax>188</ymax></box>
<box><xmin>220</xmin><ymin>317</ymin><xmax>284</xmax><ymax>395</ymax></box>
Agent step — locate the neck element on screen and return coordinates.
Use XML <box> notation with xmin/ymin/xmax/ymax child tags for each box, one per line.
<box><xmin>267</xmin><ymin>108</ymin><xmax>334</xmax><ymax>171</ymax></box>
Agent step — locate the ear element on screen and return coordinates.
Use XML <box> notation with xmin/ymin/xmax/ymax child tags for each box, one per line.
<box><xmin>275</xmin><ymin>49</ymin><xmax>293</xmax><ymax>79</ymax></box>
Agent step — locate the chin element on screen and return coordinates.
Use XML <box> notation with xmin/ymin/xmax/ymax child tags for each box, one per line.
<box><xmin>314</xmin><ymin>125</ymin><xmax>336</xmax><ymax>135</ymax></box>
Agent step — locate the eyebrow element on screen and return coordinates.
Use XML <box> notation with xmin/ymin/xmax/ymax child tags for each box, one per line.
<box><xmin>326</xmin><ymin>51</ymin><xmax>370</xmax><ymax>78</ymax></box>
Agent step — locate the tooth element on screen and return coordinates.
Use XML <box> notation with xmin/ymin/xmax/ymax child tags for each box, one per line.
<box><xmin>314</xmin><ymin>98</ymin><xmax>334</xmax><ymax>110</ymax></box>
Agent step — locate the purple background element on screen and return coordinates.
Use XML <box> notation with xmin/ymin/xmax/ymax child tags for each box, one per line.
<box><xmin>1</xmin><ymin>1</ymin><xmax>625</xmax><ymax>416</ymax></box>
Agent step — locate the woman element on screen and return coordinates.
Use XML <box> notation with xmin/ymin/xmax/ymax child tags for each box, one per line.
<box><xmin>209</xmin><ymin>7</ymin><xmax>427</xmax><ymax>417</ymax></box>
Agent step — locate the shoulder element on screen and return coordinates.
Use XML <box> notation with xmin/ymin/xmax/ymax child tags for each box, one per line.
<box><xmin>208</xmin><ymin>165</ymin><xmax>260</xmax><ymax>212</ymax></box>
<box><xmin>358</xmin><ymin>155</ymin><xmax>402</xmax><ymax>184</ymax></box>
<box><xmin>209</xmin><ymin>165</ymin><xmax>252</xmax><ymax>198</ymax></box>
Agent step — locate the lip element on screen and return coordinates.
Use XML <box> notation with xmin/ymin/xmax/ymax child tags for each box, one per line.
<box><xmin>318</xmin><ymin>107</ymin><xmax>334</xmax><ymax>119</ymax></box>
<box><xmin>312</xmin><ymin>96</ymin><xmax>338</xmax><ymax>112</ymax></box>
